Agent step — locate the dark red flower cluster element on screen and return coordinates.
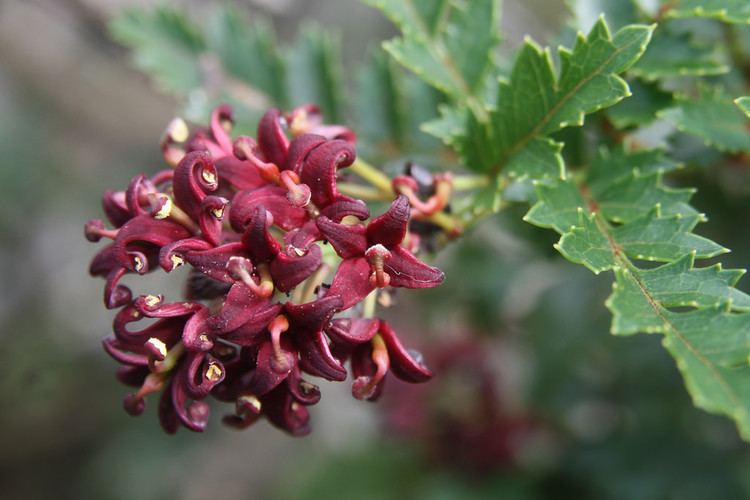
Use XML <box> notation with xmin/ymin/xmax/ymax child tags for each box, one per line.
<box><xmin>85</xmin><ymin>105</ymin><xmax>444</xmax><ymax>435</ymax></box>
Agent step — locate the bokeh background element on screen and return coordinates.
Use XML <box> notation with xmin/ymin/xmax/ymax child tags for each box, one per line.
<box><xmin>2</xmin><ymin>1</ymin><xmax>750</xmax><ymax>499</ymax></box>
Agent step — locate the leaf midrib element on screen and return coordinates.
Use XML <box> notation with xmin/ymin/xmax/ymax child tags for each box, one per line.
<box><xmin>491</xmin><ymin>34</ymin><xmax>640</xmax><ymax>177</ymax></box>
<box><xmin>578</xmin><ymin>181</ymin><xmax>742</xmax><ymax>416</ymax></box>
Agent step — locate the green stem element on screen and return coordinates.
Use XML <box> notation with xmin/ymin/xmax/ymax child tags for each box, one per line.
<box><xmin>349</xmin><ymin>158</ymin><xmax>392</xmax><ymax>194</ymax></box>
<box><xmin>362</xmin><ymin>289</ymin><xmax>378</xmax><ymax>318</ymax></box>
<box><xmin>452</xmin><ymin>174</ymin><xmax>490</xmax><ymax>191</ymax></box>
<box><xmin>337</xmin><ymin>182</ymin><xmax>390</xmax><ymax>201</ymax></box>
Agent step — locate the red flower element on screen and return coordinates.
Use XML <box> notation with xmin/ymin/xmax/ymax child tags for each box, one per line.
<box><xmin>86</xmin><ymin>105</ymin><xmax>444</xmax><ymax>434</ymax></box>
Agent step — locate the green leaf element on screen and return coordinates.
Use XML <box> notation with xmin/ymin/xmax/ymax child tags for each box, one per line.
<box><xmin>369</xmin><ymin>0</ymin><xmax>500</xmax><ymax>101</ymax></box>
<box><xmin>607</xmin><ymin>79</ymin><xmax>674</xmax><ymax>129</ymax></box>
<box><xmin>665</xmin><ymin>1</ymin><xmax>750</xmax><ymax>24</ymax></box>
<box><xmin>110</xmin><ymin>7</ymin><xmax>205</xmax><ymax>95</ymax></box>
<box><xmin>630</xmin><ymin>31</ymin><xmax>728</xmax><ymax>80</ymax></box>
<box><xmin>356</xmin><ymin>50</ymin><xmax>408</xmax><ymax>149</ymax></box>
<box><xmin>207</xmin><ymin>6</ymin><xmax>287</xmax><ymax>107</ymax></box>
<box><xmin>736</xmin><ymin>96</ymin><xmax>750</xmax><ymax>118</ymax></box>
<box><xmin>461</xmin><ymin>18</ymin><xmax>654</xmax><ymax>176</ymax></box>
<box><xmin>526</xmin><ymin>146</ymin><xmax>750</xmax><ymax>440</ymax></box>
<box><xmin>659</xmin><ymin>87</ymin><xmax>750</xmax><ymax>153</ymax></box>
<box><xmin>286</xmin><ymin>24</ymin><xmax>347</xmax><ymax>122</ymax></box>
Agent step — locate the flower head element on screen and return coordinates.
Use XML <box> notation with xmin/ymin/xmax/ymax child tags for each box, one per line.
<box><xmin>86</xmin><ymin>105</ymin><xmax>444</xmax><ymax>434</ymax></box>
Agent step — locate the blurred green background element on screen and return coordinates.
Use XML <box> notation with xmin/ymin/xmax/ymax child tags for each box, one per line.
<box><xmin>2</xmin><ymin>1</ymin><xmax>750</xmax><ymax>499</ymax></box>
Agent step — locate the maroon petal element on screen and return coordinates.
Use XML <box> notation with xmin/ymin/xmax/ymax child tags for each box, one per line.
<box><xmin>287</xmin><ymin>367</ymin><xmax>321</xmax><ymax>405</ymax></box>
<box><xmin>351</xmin><ymin>343</ymin><xmax>385</xmax><ymax>401</ymax></box>
<box><xmin>241</xmin><ymin>206</ymin><xmax>281</xmax><ymax>263</ymax></box>
<box><xmin>299</xmin><ymin>140</ymin><xmax>356</xmax><ymax>208</ymax></box>
<box><xmin>262</xmin><ymin>382</ymin><xmax>311</xmax><ymax>436</ymax></box>
<box><xmin>159</xmin><ymin>237</ymin><xmax>213</xmax><ymax>272</ymax></box>
<box><xmin>379</xmin><ymin>321</ymin><xmax>432</xmax><ymax>383</ymax></box>
<box><xmin>384</xmin><ymin>245</ymin><xmax>444</xmax><ymax>289</ymax></box>
<box><xmin>173</xmin><ymin>151</ymin><xmax>219</xmax><ymax>221</ymax></box>
<box><xmin>270</xmin><ymin>243</ymin><xmax>322</xmax><ymax>293</ymax></box>
<box><xmin>244</xmin><ymin>338</ymin><xmax>296</xmax><ymax>395</ymax></box>
<box><xmin>366</xmin><ymin>195</ymin><xmax>409</xmax><ymax>248</ymax></box>
<box><xmin>284</xmin><ymin>294</ymin><xmax>342</xmax><ymax>332</ymax></box>
<box><xmin>326</xmin><ymin>257</ymin><xmax>375</xmax><ymax>310</ymax></box>
<box><xmin>104</xmin><ymin>266</ymin><xmax>132</xmax><ymax>309</ymax></box>
<box><xmin>183</xmin><ymin>352</ymin><xmax>225</xmax><ymax>399</ymax></box>
<box><xmin>257</xmin><ymin>108</ymin><xmax>289</xmax><ymax>167</ymax></box>
<box><xmin>326</xmin><ymin>318</ymin><xmax>379</xmax><ymax>344</ymax></box>
<box><xmin>284</xmin><ymin>133</ymin><xmax>327</xmax><ymax>174</ymax></box>
<box><xmin>296</xmin><ymin>329</ymin><xmax>347</xmax><ymax>381</ymax></box>
<box><xmin>117</xmin><ymin>365</ymin><xmax>150</xmax><ymax>387</ymax></box>
<box><xmin>125</xmin><ymin>174</ymin><xmax>155</xmax><ymax>218</ymax></box>
<box><xmin>230</xmin><ymin>186</ymin><xmax>307</xmax><ymax>232</ymax></box>
<box><xmin>209</xmin><ymin>104</ymin><xmax>234</xmax><ymax>154</ymax></box>
<box><xmin>320</xmin><ymin>197</ymin><xmax>370</xmax><ymax>221</ymax></box>
<box><xmin>316</xmin><ymin>217</ymin><xmax>367</xmax><ymax>259</ymax></box>
<box><xmin>134</xmin><ymin>295</ymin><xmax>203</xmax><ymax>318</ymax></box>
<box><xmin>185</xmin><ymin>242</ymin><xmax>247</xmax><ymax>283</ymax></box>
<box><xmin>222</xmin><ymin>301</ymin><xmax>281</xmax><ymax>346</ymax></box>
<box><xmin>158</xmin><ymin>382</ymin><xmax>180</xmax><ymax>434</ymax></box>
<box><xmin>103</xmin><ymin>337</ymin><xmax>149</xmax><ymax>366</ymax></box>
<box><xmin>181</xmin><ymin>307</ymin><xmax>214</xmax><ymax>351</ymax></box>
<box><xmin>199</xmin><ymin>195</ymin><xmax>229</xmax><ymax>246</ymax></box>
<box><xmin>215</xmin><ymin>156</ymin><xmax>264</xmax><ymax>191</ymax></box>
<box><xmin>102</xmin><ymin>190</ymin><xmax>130</xmax><ymax>227</ymax></box>
<box><xmin>114</xmin><ymin>215</ymin><xmax>191</xmax><ymax>272</ymax></box>
<box><xmin>171</xmin><ymin>376</ymin><xmax>210</xmax><ymax>432</ymax></box>
<box><xmin>310</xmin><ymin>124</ymin><xmax>356</xmax><ymax>143</ymax></box>
<box><xmin>284</xmin><ymin>221</ymin><xmax>321</xmax><ymax>251</ymax></box>
<box><xmin>209</xmin><ymin>282</ymin><xmax>279</xmax><ymax>335</ymax></box>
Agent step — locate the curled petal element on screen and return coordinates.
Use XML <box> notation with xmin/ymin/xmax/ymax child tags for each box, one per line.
<box><xmin>215</xmin><ymin>156</ymin><xmax>264</xmax><ymax>191</ymax></box>
<box><xmin>199</xmin><ymin>195</ymin><xmax>229</xmax><ymax>246</ymax></box>
<box><xmin>104</xmin><ymin>266</ymin><xmax>132</xmax><ymax>309</ymax></box>
<box><xmin>270</xmin><ymin>243</ymin><xmax>322</xmax><ymax>293</ymax></box>
<box><xmin>230</xmin><ymin>186</ymin><xmax>307</xmax><ymax>232</ymax></box>
<box><xmin>209</xmin><ymin>104</ymin><xmax>234</xmax><ymax>154</ymax></box>
<box><xmin>245</xmin><ymin>338</ymin><xmax>296</xmax><ymax>395</ymax></box>
<box><xmin>171</xmin><ymin>377</ymin><xmax>210</xmax><ymax>432</ymax></box>
<box><xmin>283</xmin><ymin>222</ymin><xmax>320</xmax><ymax>251</ymax></box>
<box><xmin>379</xmin><ymin>321</ymin><xmax>432</xmax><ymax>383</ymax></box>
<box><xmin>299</xmin><ymin>140</ymin><xmax>356</xmax><ymax>208</ymax></box>
<box><xmin>102</xmin><ymin>190</ymin><xmax>130</xmax><ymax>227</ymax></box>
<box><xmin>384</xmin><ymin>246</ymin><xmax>444</xmax><ymax>289</ymax></box>
<box><xmin>366</xmin><ymin>195</ymin><xmax>409</xmax><ymax>248</ymax></box>
<box><xmin>326</xmin><ymin>257</ymin><xmax>376</xmax><ymax>310</ymax></box>
<box><xmin>326</xmin><ymin>318</ymin><xmax>379</xmax><ymax>344</ymax></box>
<box><xmin>125</xmin><ymin>175</ymin><xmax>156</xmax><ymax>218</ymax></box>
<box><xmin>173</xmin><ymin>151</ymin><xmax>218</xmax><ymax>220</ymax></box>
<box><xmin>263</xmin><ymin>382</ymin><xmax>311</xmax><ymax>436</ymax></box>
<box><xmin>287</xmin><ymin>367</ymin><xmax>321</xmax><ymax>405</ymax></box>
<box><xmin>284</xmin><ymin>133</ymin><xmax>327</xmax><ymax>174</ymax></box>
<box><xmin>103</xmin><ymin>337</ymin><xmax>148</xmax><ymax>366</ymax></box>
<box><xmin>134</xmin><ymin>295</ymin><xmax>203</xmax><ymax>318</ymax></box>
<box><xmin>114</xmin><ymin>215</ymin><xmax>191</xmax><ymax>272</ymax></box>
<box><xmin>183</xmin><ymin>352</ymin><xmax>225</xmax><ymax>399</ymax></box>
<box><xmin>320</xmin><ymin>197</ymin><xmax>370</xmax><ymax>222</ymax></box>
<box><xmin>351</xmin><ymin>344</ymin><xmax>385</xmax><ymax>401</ymax></box>
<box><xmin>209</xmin><ymin>282</ymin><xmax>279</xmax><ymax>335</ymax></box>
<box><xmin>284</xmin><ymin>294</ymin><xmax>342</xmax><ymax>332</ymax></box>
<box><xmin>241</xmin><ymin>206</ymin><xmax>281</xmax><ymax>263</ymax></box>
<box><xmin>158</xmin><ymin>383</ymin><xmax>180</xmax><ymax>434</ymax></box>
<box><xmin>159</xmin><ymin>237</ymin><xmax>213</xmax><ymax>273</ymax></box>
<box><xmin>297</xmin><ymin>329</ymin><xmax>347</xmax><ymax>381</ymax></box>
<box><xmin>185</xmin><ymin>242</ymin><xmax>247</xmax><ymax>283</ymax></box>
<box><xmin>222</xmin><ymin>301</ymin><xmax>282</xmax><ymax>346</ymax></box>
<box><xmin>182</xmin><ymin>307</ymin><xmax>214</xmax><ymax>351</ymax></box>
<box><xmin>257</xmin><ymin>108</ymin><xmax>289</xmax><ymax>167</ymax></box>
<box><xmin>316</xmin><ymin>217</ymin><xmax>367</xmax><ymax>259</ymax></box>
